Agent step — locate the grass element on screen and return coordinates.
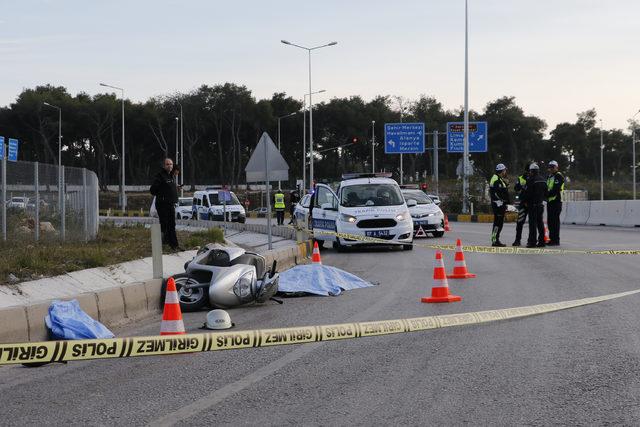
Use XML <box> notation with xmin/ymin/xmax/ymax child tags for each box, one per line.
<box><xmin>0</xmin><ymin>224</ymin><xmax>224</xmax><ymax>286</ymax></box>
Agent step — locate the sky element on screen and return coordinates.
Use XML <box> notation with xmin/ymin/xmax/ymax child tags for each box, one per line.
<box><xmin>1</xmin><ymin>0</ymin><xmax>639</xmax><ymax>133</ymax></box>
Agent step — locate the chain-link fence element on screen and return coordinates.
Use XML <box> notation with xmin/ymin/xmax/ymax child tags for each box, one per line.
<box><xmin>0</xmin><ymin>160</ymin><xmax>99</xmax><ymax>242</ymax></box>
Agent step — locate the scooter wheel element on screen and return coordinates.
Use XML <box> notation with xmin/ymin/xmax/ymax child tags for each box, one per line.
<box><xmin>160</xmin><ymin>273</ymin><xmax>209</xmax><ymax>312</ymax></box>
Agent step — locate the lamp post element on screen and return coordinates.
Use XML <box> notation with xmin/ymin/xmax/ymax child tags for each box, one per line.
<box><xmin>600</xmin><ymin>119</ymin><xmax>604</xmax><ymax>201</ymax></box>
<box><xmin>277</xmin><ymin>111</ymin><xmax>298</xmax><ymax>191</ymax></box>
<box><xmin>99</xmin><ymin>83</ymin><xmax>126</xmax><ymax>211</ymax></box>
<box><xmin>303</xmin><ymin>89</ymin><xmax>326</xmax><ymax>192</ymax></box>
<box><xmin>371</xmin><ymin>120</ymin><xmax>376</xmax><ymax>173</ymax></box>
<box><xmin>462</xmin><ymin>0</ymin><xmax>471</xmax><ymax>214</ymax></box>
<box><xmin>178</xmin><ymin>102</ymin><xmax>184</xmax><ymax>196</ymax></box>
<box><xmin>175</xmin><ymin>116</ymin><xmax>179</xmax><ymax>170</ymax></box>
<box><xmin>43</xmin><ymin>102</ymin><xmax>63</xmax><ymax>231</ymax></box>
<box><xmin>281</xmin><ymin>39</ymin><xmax>337</xmax><ymax>192</ymax></box>
<box><xmin>633</xmin><ymin>110</ymin><xmax>640</xmax><ymax>200</ymax></box>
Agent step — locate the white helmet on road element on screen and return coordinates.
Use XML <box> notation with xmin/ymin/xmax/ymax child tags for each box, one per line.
<box><xmin>202</xmin><ymin>309</ymin><xmax>234</xmax><ymax>330</ymax></box>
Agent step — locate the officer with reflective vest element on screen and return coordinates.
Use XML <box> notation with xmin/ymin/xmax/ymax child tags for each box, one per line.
<box><xmin>512</xmin><ymin>164</ymin><xmax>530</xmax><ymax>246</ymax></box>
<box><xmin>546</xmin><ymin>160</ymin><xmax>565</xmax><ymax>245</ymax></box>
<box><xmin>522</xmin><ymin>163</ymin><xmax>548</xmax><ymax>247</ymax></box>
<box><xmin>274</xmin><ymin>189</ymin><xmax>286</xmax><ymax>226</ymax></box>
<box><xmin>489</xmin><ymin>163</ymin><xmax>511</xmax><ymax>247</ymax></box>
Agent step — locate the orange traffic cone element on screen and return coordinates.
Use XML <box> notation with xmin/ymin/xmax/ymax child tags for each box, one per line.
<box><xmin>311</xmin><ymin>241</ymin><xmax>322</xmax><ymax>264</ymax></box>
<box><xmin>447</xmin><ymin>239</ymin><xmax>477</xmax><ymax>279</ymax></box>
<box><xmin>160</xmin><ymin>277</ymin><xmax>185</xmax><ymax>335</ymax></box>
<box><xmin>421</xmin><ymin>251</ymin><xmax>462</xmax><ymax>303</ymax></box>
<box><xmin>444</xmin><ymin>215</ymin><xmax>451</xmax><ymax>232</ymax></box>
<box><xmin>543</xmin><ymin>222</ymin><xmax>550</xmax><ymax>244</ymax></box>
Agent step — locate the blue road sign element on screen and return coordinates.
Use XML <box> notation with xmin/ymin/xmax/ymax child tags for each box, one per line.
<box><xmin>7</xmin><ymin>138</ymin><xmax>18</xmax><ymax>162</ymax></box>
<box><xmin>0</xmin><ymin>137</ymin><xmax>4</xmax><ymax>160</ymax></box>
<box><xmin>446</xmin><ymin>122</ymin><xmax>488</xmax><ymax>153</ymax></box>
<box><xmin>384</xmin><ymin>123</ymin><xmax>425</xmax><ymax>154</ymax></box>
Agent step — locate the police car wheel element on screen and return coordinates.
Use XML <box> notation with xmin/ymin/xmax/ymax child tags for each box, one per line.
<box><xmin>332</xmin><ymin>239</ymin><xmax>346</xmax><ymax>252</ymax></box>
<box><xmin>403</xmin><ymin>244</ymin><xmax>413</xmax><ymax>251</ymax></box>
<box><xmin>432</xmin><ymin>231</ymin><xmax>444</xmax><ymax>238</ymax></box>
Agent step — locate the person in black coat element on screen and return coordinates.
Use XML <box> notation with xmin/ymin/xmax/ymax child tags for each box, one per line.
<box><xmin>522</xmin><ymin>163</ymin><xmax>548</xmax><ymax>248</ymax></box>
<box><xmin>150</xmin><ymin>158</ymin><xmax>182</xmax><ymax>250</ymax></box>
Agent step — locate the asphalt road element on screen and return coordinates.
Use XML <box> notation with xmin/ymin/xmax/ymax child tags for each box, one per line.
<box><xmin>2</xmin><ymin>222</ymin><xmax>640</xmax><ymax>425</ymax></box>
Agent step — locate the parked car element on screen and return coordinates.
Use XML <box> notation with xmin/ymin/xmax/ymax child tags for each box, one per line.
<box><xmin>401</xmin><ymin>189</ymin><xmax>445</xmax><ymax>238</ymax></box>
<box><xmin>251</xmin><ymin>207</ymin><xmax>269</xmax><ymax>215</ymax></box>
<box><xmin>293</xmin><ymin>194</ymin><xmax>311</xmax><ymax>228</ymax></box>
<box><xmin>175</xmin><ymin>197</ymin><xmax>193</xmax><ymax>220</ymax></box>
<box><xmin>192</xmin><ymin>189</ymin><xmax>246</xmax><ymax>223</ymax></box>
<box><xmin>7</xmin><ymin>197</ymin><xmax>28</xmax><ymax>209</ymax></box>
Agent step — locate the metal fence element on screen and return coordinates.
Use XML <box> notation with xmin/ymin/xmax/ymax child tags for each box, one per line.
<box><xmin>0</xmin><ymin>160</ymin><xmax>99</xmax><ymax>242</ymax></box>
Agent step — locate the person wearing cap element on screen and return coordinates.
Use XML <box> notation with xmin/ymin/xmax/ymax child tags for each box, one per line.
<box><xmin>512</xmin><ymin>164</ymin><xmax>530</xmax><ymax>246</ymax></box>
<box><xmin>522</xmin><ymin>163</ymin><xmax>548</xmax><ymax>247</ymax></box>
<box><xmin>546</xmin><ymin>160</ymin><xmax>565</xmax><ymax>245</ymax></box>
<box><xmin>489</xmin><ymin>163</ymin><xmax>511</xmax><ymax>247</ymax></box>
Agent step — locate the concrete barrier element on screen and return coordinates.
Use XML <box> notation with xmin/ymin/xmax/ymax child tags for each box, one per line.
<box><xmin>586</xmin><ymin>200</ymin><xmax>626</xmax><ymax>226</ymax></box>
<box><xmin>621</xmin><ymin>200</ymin><xmax>640</xmax><ymax>227</ymax></box>
<box><xmin>562</xmin><ymin>201</ymin><xmax>591</xmax><ymax>225</ymax></box>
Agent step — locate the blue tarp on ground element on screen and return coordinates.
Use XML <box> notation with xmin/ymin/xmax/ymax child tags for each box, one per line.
<box><xmin>277</xmin><ymin>264</ymin><xmax>374</xmax><ymax>296</ymax></box>
<box><xmin>45</xmin><ymin>299</ymin><xmax>115</xmax><ymax>340</ymax></box>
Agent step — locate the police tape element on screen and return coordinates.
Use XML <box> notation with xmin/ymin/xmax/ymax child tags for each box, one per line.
<box><xmin>2</xmin><ymin>289</ymin><xmax>639</xmax><ymax>366</ymax></box>
<box><xmin>304</xmin><ymin>228</ymin><xmax>640</xmax><ymax>255</ymax></box>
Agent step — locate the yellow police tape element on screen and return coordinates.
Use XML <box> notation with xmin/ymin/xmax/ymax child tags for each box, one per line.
<box><xmin>2</xmin><ymin>289</ymin><xmax>638</xmax><ymax>365</ymax></box>
<box><xmin>304</xmin><ymin>228</ymin><xmax>640</xmax><ymax>255</ymax></box>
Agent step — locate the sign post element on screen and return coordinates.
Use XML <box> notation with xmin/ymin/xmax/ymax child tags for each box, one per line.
<box><xmin>7</xmin><ymin>138</ymin><xmax>19</xmax><ymax>162</ymax></box>
<box><xmin>384</xmin><ymin>123</ymin><xmax>425</xmax><ymax>183</ymax></box>
<box><xmin>446</xmin><ymin>122</ymin><xmax>488</xmax><ymax>153</ymax></box>
<box><xmin>0</xmin><ymin>137</ymin><xmax>5</xmax><ymax>241</ymax></box>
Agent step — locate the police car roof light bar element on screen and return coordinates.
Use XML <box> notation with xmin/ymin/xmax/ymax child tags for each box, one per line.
<box><xmin>341</xmin><ymin>172</ymin><xmax>393</xmax><ymax>180</ymax></box>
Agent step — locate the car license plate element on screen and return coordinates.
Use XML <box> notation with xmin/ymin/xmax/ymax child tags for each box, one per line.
<box><xmin>414</xmin><ymin>220</ymin><xmax>428</xmax><ymax>226</ymax></box>
<box><xmin>365</xmin><ymin>230</ymin><xmax>390</xmax><ymax>237</ymax></box>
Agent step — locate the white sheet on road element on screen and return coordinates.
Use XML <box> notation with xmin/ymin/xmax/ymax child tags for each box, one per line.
<box><xmin>278</xmin><ymin>265</ymin><xmax>374</xmax><ymax>296</ymax></box>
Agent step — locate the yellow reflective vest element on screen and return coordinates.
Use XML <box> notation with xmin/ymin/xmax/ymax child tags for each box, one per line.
<box><xmin>274</xmin><ymin>192</ymin><xmax>285</xmax><ymax>210</ymax></box>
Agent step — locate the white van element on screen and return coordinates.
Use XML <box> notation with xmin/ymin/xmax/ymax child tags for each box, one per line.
<box><xmin>192</xmin><ymin>189</ymin><xmax>246</xmax><ymax>223</ymax></box>
<box><xmin>310</xmin><ymin>173</ymin><xmax>414</xmax><ymax>250</ymax></box>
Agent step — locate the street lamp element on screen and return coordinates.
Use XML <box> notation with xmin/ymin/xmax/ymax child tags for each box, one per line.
<box><xmin>600</xmin><ymin>119</ymin><xmax>604</xmax><ymax>201</ymax></box>
<box><xmin>277</xmin><ymin>111</ymin><xmax>298</xmax><ymax>190</ymax></box>
<box><xmin>99</xmin><ymin>82</ymin><xmax>126</xmax><ymax>212</ymax></box>
<box><xmin>43</xmin><ymin>101</ymin><xmax>64</xmax><ymax>239</ymax></box>
<box><xmin>281</xmin><ymin>39</ymin><xmax>338</xmax><ymax>192</ymax></box>
<box><xmin>177</xmin><ymin>102</ymin><xmax>184</xmax><ymax>196</ymax></box>
<box><xmin>371</xmin><ymin>121</ymin><xmax>376</xmax><ymax>173</ymax></box>
<box><xmin>303</xmin><ymin>89</ymin><xmax>326</xmax><ymax>192</ymax></box>
<box><xmin>462</xmin><ymin>0</ymin><xmax>471</xmax><ymax>213</ymax></box>
<box><xmin>632</xmin><ymin>110</ymin><xmax>640</xmax><ymax>200</ymax></box>
<box><xmin>175</xmin><ymin>117</ymin><xmax>179</xmax><ymax>172</ymax></box>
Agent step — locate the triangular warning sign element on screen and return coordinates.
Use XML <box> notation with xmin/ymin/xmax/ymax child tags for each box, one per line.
<box><xmin>415</xmin><ymin>226</ymin><xmax>427</xmax><ymax>238</ymax></box>
<box><xmin>245</xmin><ymin>132</ymin><xmax>289</xmax><ymax>183</ymax></box>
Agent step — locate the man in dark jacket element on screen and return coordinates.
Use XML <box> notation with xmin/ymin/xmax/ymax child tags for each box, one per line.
<box><xmin>512</xmin><ymin>164</ymin><xmax>530</xmax><ymax>246</ymax></box>
<box><xmin>522</xmin><ymin>163</ymin><xmax>548</xmax><ymax>248</ymax></box>
<box><xmin>489</xmin><ymin>163</ymin><xmax>510</xmax><ymax>247</ymax></box>
<box><xmin>150</xmin><ymin>158</ymin><xmax>181</xmax><ymax>250</ymax></box>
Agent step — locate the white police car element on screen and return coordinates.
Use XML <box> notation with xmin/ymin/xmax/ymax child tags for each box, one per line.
<box><xmin>401</xmin><ymin>189</ymin><xmax>445</xmax><ymax>238</ymax></box>
<box><xmin>192</xmin><ymin>189</ymin><xmax>246</xmax><ymax>223</ymax></box>
<box><xmin>175</xmin><ymin>197</ymin><xmax>193</xmax><ymax>220</ymax></box>
<box><xmin>310</xmin><ymin>173</ymin><xmax>413</xmax><ymax>251</ymax></box>
<box><xmin>293</xmin><ymin>194</ymin><xmax>311</xmax><ymax>228</ymax></box>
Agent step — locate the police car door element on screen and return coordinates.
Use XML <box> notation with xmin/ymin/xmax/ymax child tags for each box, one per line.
<box><xmin>312</xmin><ymin>184</ymin><xmax>339</xmax><ymax>242</ymax></box>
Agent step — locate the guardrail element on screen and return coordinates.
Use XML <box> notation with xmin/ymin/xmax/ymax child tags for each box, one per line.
<box><xmin>562</xmin><ymin>200</ymin><xmax>640</xmax><ymax>227</ymax></box>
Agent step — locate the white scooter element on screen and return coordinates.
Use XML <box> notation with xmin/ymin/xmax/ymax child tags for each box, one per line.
<box><xmin>161</xmin><ymin>244</ymin><xmax>280</xmax><ymax>312</ymax></box>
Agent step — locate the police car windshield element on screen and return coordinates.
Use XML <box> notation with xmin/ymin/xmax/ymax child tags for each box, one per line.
<box><xmin>208</xmin><ymin>193</ymin><xmax>241</xmax><ymax>205</ymax></box>
<box><xmin>341</xmin><ymin>184</ymin><xmax>404</xmax><ymax>207</ymax></box>
<box><xmin>178</xmin><ymin>198</ymin><xmax>192</xmax><ymax>206</ymax></box>
<box><xmin>402</xmin><ymin>191</ymin><xmax>433</xmax><ymax>205</ymax></box>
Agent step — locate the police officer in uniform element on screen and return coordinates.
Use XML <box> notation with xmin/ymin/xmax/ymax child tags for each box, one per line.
<box><xmin>274</xmin><ymin>189</ymin><xmax>286</xmax><ymax>226</ymax></box>
<box><xmin>522</xmin><ymin>163</ymin><xmax>547</xmax><ymax>247</ymax></box>
<box><xmin>150</xmin><ymin>158</ymin><xmax>181</xmax><ymax>250</ymax></box>
<box><xmin>489</xmin><ymin>163</ymin><xmax>510</xmax><ymax>247</ymax></box>
<box><xmin>288</xmin><ymin>190</ymin><xmax>299</xmax><ymax>225</ymax></box>
<box><xmin>546</xmin><ymin>160</ymin><xmax>565</xmax><ymax>245</ymax></box>
<box><xmin>512</xmin><ymin>164</ymin><xmax>530</xmax><ymax>246</ymax></box>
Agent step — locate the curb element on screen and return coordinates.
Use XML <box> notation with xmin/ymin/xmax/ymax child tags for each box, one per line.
<box><xmin>0</xmin><ymin>241</ymin><xmax>313</xmax><ymax>344</ymax></box>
